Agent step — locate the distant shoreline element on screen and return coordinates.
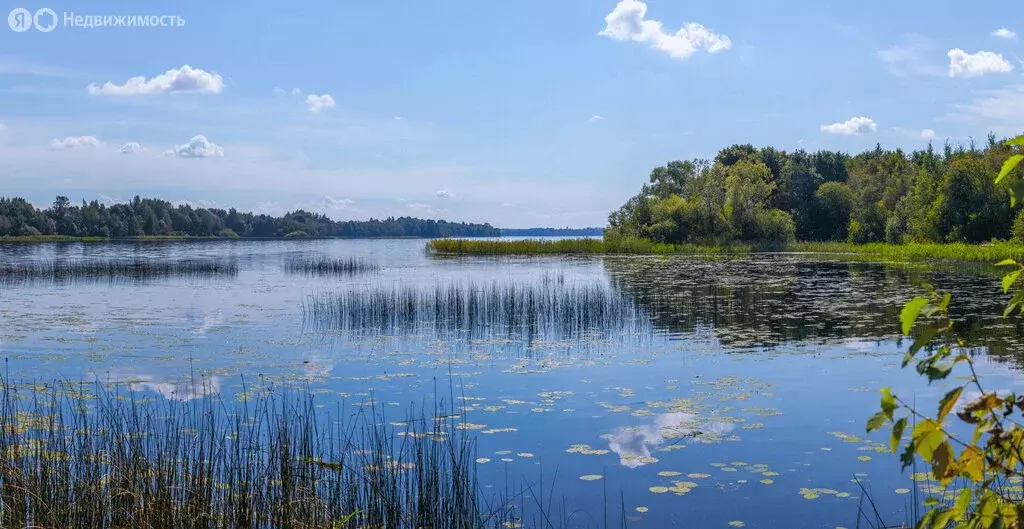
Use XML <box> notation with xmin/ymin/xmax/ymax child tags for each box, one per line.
<box><xmin>0</xmin><ymin>234</ymin><xmax>496</xmax><ymax>243</ymax></box>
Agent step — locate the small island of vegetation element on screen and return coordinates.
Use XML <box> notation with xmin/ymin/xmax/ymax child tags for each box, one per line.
<box><xmin>431</xmin><ymin>134</ymin><xmax>1024</xmax><ymax>262</ymax></box>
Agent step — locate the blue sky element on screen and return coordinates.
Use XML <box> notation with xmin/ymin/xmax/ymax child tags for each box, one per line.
<box><xmin>0</xmin><ymin>0</ymin><xmax>1022</xmax><ymax>228</ymax></box>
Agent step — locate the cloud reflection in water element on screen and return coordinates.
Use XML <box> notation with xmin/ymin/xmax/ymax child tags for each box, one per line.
<box><xmin>604</xmin><ymin>412</ymin><xmax>735</xmax><ymax>468</ymax></box>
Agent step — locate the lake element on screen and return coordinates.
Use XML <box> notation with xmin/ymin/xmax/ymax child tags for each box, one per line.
<box><xmin>0</xmin><ymin>238</ymin><xmax>1020</xmax><ymax>528</ymax></box>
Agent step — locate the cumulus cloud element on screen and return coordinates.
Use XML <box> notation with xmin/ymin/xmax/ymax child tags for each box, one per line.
<box><xmin>305</xmin><ymin>93</ymin><xmax>336</xmax><ymax>113</ymax></box>
<box><xmin>292</xmin><ymin>88</ymin><xmax>302</xmax><ymax>95</ymax></box>
<box><xmin>87</xmin><ymin>65</ymin><xmax>225</xmax><ymax>95</ymax></box>
<box><xmin>588</xmin><ymin>114</ymin><xmax>604</xmax><ymax>123</ymax></box>
<box><xmin>599</xmin><ymin>0</ymin><xmax>731</xmax><ymax>59</ymax></box>
<box><xmin>272</xmin><ymin>87</ymin><xmax>286</xmax><ymax>95</ymax></box>
<box><xmin>948</xmin><ymin>49</ymin><xmax>1014</xmax><ymax>77</ymax></box>
<box><xmin>49</xmin><ymin>136</ymin><xmax>101</xmax><ymax>150</ymax></box>
<box><xmin>119</xmin><ymin>142</ymin><xmax>142</xmax><ymax>154</ymax></box>
<box><xmin>993</xmin><ymin>28</ymin><xmax>1017</xmax><ymax>39</ymax></box>
<box><xmin>820</xmin><ymin>116</ymin><xmax>877</xmax><ymax>135</ymax></box>
<box><xmin>920</xmin><ymin>129</ymin><xmax>936</xmax><ymax>140</ymax></box>
<box><xmin>436</xmin><ymin>189</ymin><xmax>453</xmax><ymax>199</ymax></box>
<box><xmin>167</xmin><ymin>135</ymin><xmax>224</xmax><ymax>158</ymax></box>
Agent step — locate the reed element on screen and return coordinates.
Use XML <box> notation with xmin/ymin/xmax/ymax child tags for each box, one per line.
<box><xmin>0</xmin><ymin>259</ymin><xmax>238</xmax><ymax>285</ymax></box>
<box><xmin>429</xmin><ymin>238</ymin><xmax>1024</xmax><ymax>264</ymax></box>
<box><xmin>301</xmin><ymin>278</ymin><xmax>647</xmax><ymax>339</ymax></box>
<box><xmin>283</xmin><ymin>257</ymin><xmax>380</xmax><ymax>276</ymax></box>
<box><xmin>0</xmin><ymin>376</ymin><xmax>514</xmax><ymax>529</ymax></box>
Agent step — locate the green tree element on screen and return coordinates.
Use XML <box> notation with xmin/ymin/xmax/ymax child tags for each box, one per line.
<box><xmin>813</xmin><ymin>182</ymin><xmax>854</xmax><ymax>241</ymax></box>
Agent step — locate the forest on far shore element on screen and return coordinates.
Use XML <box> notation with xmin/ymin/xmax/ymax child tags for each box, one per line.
<box><xmin>0</xmin><ymin>196</ymin><xmax>500</xmax><ymax>239</ymax></box>
<box><xmin>607</xmin><ymin>133</ymin><xmax>1024</xmax><ymax>245</ymax></box>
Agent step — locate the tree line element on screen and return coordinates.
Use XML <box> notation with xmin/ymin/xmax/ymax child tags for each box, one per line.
<box><xmin>0</xmin><ymin>196</ymin><xmax>500</xmax><ymax>239</ymax></box>
<box><xmin>607</xmin><ymin>134</ymin><xmax>1024</xmax><ymax>245</ymax></box>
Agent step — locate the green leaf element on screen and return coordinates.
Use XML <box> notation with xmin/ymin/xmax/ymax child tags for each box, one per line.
<box><xmin>1002</xmin><ymin>269</ymin><xmax>1022</xmax><ymax>294</ymax></box>
<box><xmin>890</xmin><ymin>417</ymin><xmax>907</xmax><ymax>453</ymax></box>
<box><xmin>1004</xmin><ymin>290</ymin><xmax>1024</xmax><ymax>317</ymax></box>
<box><xmin>880</xmin><ymin>387</ymin><xmax>897</xmax><ymax>420</ymax></box>
<box><xmin>1006</xmin><ymin>136</ymin><xmax>1024</xmax><ymax>147</ymax></box>
<box><xmin>912</xmin><ymin>419</ymin><xmax>944</xmax><ymax>461</ymax></box>
<box><xmin>866</xmin><ymin>411</ymin><xmax>887</xmax><ymax>433</ymax></box>
<box><xmin>995</xmin><ymin>259</ymin><xmax>1018</xmax><ymax>267</ymax></box>
<box><xmin>950</xmin><ymin>488</ymin><xmax>972</xmax><ymax>521</ymax></box>
<box><xmin>996</xmin><ymin>154</ymin><xmax>1024</xmax><ymax>183</ymax></box>
<box><xmin>937</xmin><ymin>387</ymin><xmax>963</xmax><ymax>423</ymax></box>
<box><xmin>900</xmin><ymin>297</ymin><xmax>930</xmax><ymax>336</ymax></box>
<box><xmin>1010</xmin><ymin>180</ymin><xmax>1024</xmax><ymax>208</ymax></box>
<box><xmin>929</xmin><ymin>509</ymin><xmax>953</xmax><ymax>529</ymax></box>
<box><xmin>958</xmin><ymin>446</ymin><xmax>984</xmax><ymax>482</ymax></box>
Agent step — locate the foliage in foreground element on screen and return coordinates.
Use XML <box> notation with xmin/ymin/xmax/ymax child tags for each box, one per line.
<box><xmin>0</xmin><ymin>379</ymin><xmax>507</xmax><ymax>529</ymax></box>
<box><xmin>867</xmin><ymin>136</ymin><xmax>1024</xmax><ymax>528</ymax></box>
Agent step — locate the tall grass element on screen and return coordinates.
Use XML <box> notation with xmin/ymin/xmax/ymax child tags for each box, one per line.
<box><xmin>429</xmin><ymin>238</ymin><xmax>1024</xmax><ymax>263</ymax></box>
<box><xmin>283</xmin><ymin>257</ymin><xmax>380</xmax><ymax>276</ymax></box>
<box><xmin>302</xmin><ymin>279</ymin><xmax>647</xmax><ymax>339</ymax></box>
<box><xmin>0</xmin><ymin>377</ymin><xmax>513</xmax><ymax>529</ymax></box>
<box><xmin>790</xmin><ymin>241</ymin><xmax>1024</xmax><ymax>263</ymax></box>
<box><xmin>0</xmin><ymin>259</ymin><xmax>239</xmax><ymax>286</ymax></box>
<box><xmin>428</xmin><ymin>238</ymin><xmax>606</xmax><ymax>255</ymax></box>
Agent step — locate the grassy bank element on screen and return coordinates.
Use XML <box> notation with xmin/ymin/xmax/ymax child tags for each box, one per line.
<box><xmin>428</xmin><ymin>237</ymin><xmax>1024</xmax><ymax>263</ymax></box>
<box><xmin>428</xmin><ymin>237</ymin><xmax>756</xmax><ymax>255</ymax></box>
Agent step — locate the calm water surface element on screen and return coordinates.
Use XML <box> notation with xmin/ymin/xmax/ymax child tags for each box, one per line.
<box><xmin>0</xmin><ymin>239</ymin><xmax>1021</xmax><ymax>528</ymax></box>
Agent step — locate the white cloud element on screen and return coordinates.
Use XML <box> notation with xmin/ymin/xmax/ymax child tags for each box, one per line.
<box><xmin>406</xmin><ymin>203</ymin><xmax>432</xmax><ymax>211</ymax></box>
<box><xmin>97</xmin><ymin>194</ymin><xmax>120</xmax><ymax>206</ymax></box>
<box><xmin>920</xmin><ymin>129</ymin><xmax>936</xmax><ymax>140</ymax></box>
<box><xmin>323</xmin><ymin>195</ymin><xmax>354</xmax><ymax>209</ymax></box>
<box><xmin>948</xmin><ymin>49</ymin><xmax>1013</xmax><ymax>77</ymax></box>
<box><xmin>87</xmin><ymin>65</ymin><xmax>225</xmax><ymax>96</ymax></box>
<box><xmin>588</xmin><ymin>114</ymin><xmax>604</xmax><ymax>123</ymax></box>
<box><xmin>598</xmin><ymin>0</ymin><xmax>731</xmax><ymax>59</ymax></box>
<box><xmin>49</xmin><ymin>136</ymin><xmax>102</xmax><ymax>150</ymax></box>
<box><xmin>272</xmin><ymin>87</ymin><xmax>286</xmax><ymax>95</ymax></box>
<box><xmin>292</xmin><ymin>88</ymin><xmax>302</xmax><ymax>95</ymax></box>
<box><xmin>947</xmin><ymin>84</ymin><xmax>1024</xmax><ymax>131</ymax></box>
<box><xmin>877</xmin><ymin>35</ymin><xmax>943</xmax><ymax>76</ymax></box>
<box><xmin>993</xmin><ymin>28</ymin><xmax>1017</xmax><ymax>39</ymax></box>
<box><xmin>119</xmin><ymin>142</ymin><xmax>142</xmax><ymax>154</ymax></box>
<box><xmin>305</xmin><ymin>93</ymin><xmax>336</xmax><ymax>113</ymax></box>
<box><xmin>820</xmin><ymin>116</ymin><xmax>877</xmax><ymax>135</ymax></box>
<box><xmin>436</xmin><ymin>189</ymin><xmax>453</xmax><ymax>199</ymax></box>
<box><xmin>0</xmin><ymin>124</ymin><xmax>6</xmax><ymax>131</ymax></box>
<box><xmin>167</xmin><ymin>135</ymin><xmax>224</xmax><ymax>158</ymax></box>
